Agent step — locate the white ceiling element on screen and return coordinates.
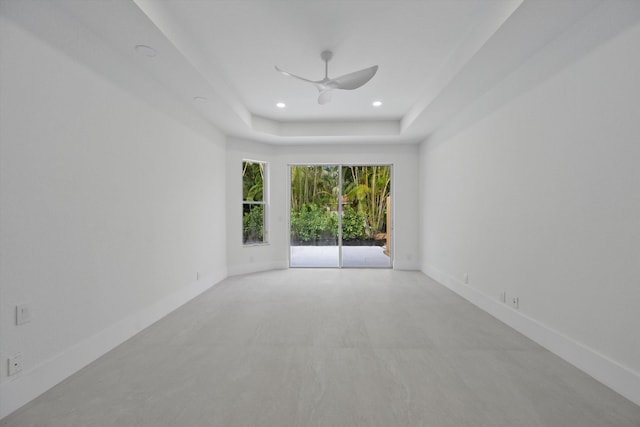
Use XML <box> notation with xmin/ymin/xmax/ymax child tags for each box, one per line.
<box><xmin>150</xmin><ymin>0</ymin><xmax>509</xmax><ymax>121</ymax></box>
<box><xmin>33</xmin><ymin>0</ymin><xmax>640</xmax><ymax>144</ymax></box>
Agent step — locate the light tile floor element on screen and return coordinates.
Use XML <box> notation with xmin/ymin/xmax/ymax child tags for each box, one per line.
<box><xmin>2</xmin><ymin>269</ymin><xmax>639</xmax><ymax>426</ymax></box>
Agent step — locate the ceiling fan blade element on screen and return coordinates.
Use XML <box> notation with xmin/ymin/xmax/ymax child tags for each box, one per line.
<box><xmin>328</xmin><ymin>65</ymin><xmax>378</xmax><ymax>90</ymax></box>
<box><xmin>276</xmin><ymin>52</ymin><xmax>378</xmax><ymax>104</ymax></box>
<box><xmin>275</xmin><ymin>66</ymin><xmax>317</xmax><ymax>84</ymax></box>
<box><xmin>318</xmin><ymin>90</ymin><xmax>332</xmax><ymax>105</ymax></box>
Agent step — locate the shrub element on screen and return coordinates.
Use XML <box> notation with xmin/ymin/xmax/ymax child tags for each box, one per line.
<box><xmin>291</xmin><ymin>203</ymin><xmax>337</xmax><ymax>243</ymax></box>
<box><xmin>341</xmin><ymin>205</ymin><xmax>367</xmax><ymax>241</ymax></box>
<box><xmin>243</xmin><ymin>205</ymin><xmax>263</xmax><ymax>243</ymax></box>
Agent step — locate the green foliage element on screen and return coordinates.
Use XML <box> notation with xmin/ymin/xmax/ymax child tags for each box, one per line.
<box><xmin>290</xmin><ymin>203</ymin><xmax>369</xmax><ymax>243</ymax></box>
<box><xmin>341</xmin><ymin>205</ymin><xmax>367</xmax><ymax>241</ymax></box>
<box><xmin>346</xmin><ymin>184</ymin><xmax>371</xmax><ymax>202</ymax></box>
<box><xmin>243</xmin><ymin>205</ymin><xmax>263</xmax><ymax>244</ymax></box>
<box><xmin>289</xmin><ymin>165</ymin><xmax>391</xmax><ymax>243</ymax></box>
<box><xmin>342</xmin><ymin>166</ymin><xmax>390</xmax><ymax>235</ymax></box>
<box><xmin>290</xmin><ymin>204</ymin><xmax>337</xmax><ymax>243</ymax></box>
<box><xmin>290</xmin><ymin>166</ymin><xmax>339</xmax><ymax>212</ymax></box>
<box><xmin>242</xmin><ymin>161</ymin><xmax>264</xmax><ymax>202</ymax></box>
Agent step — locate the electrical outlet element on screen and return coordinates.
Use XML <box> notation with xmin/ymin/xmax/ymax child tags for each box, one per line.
<box><xmin>511</xmin><ymin>296</ymin><xmax>519</xmax><ymax>309</ymax></box>
<box><xmin>16</xmin><ymin>304</ymin><xmax>31</xmax><ymax>325</ymax></box>
<box><xmin>8</xmin><ymin>353</ymin><xmax>23</xmax><ymax>376</ymax></box>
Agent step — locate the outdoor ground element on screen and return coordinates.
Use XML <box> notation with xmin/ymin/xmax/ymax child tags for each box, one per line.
<box><xmin>290</xmin><ymin>245</ymin><xmax>391</xmax><ymax>268</ymax></box>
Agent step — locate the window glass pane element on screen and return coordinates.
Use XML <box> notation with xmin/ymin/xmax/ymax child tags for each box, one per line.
<box><xmin>243</xmin><ymin>204</ymin><xmax>264</xmax><ymax>244</ymax></box>
<box><xmin>242</xmin><ymin>161</ymin><xmax>264</xmax><ymax>202</ymax></box>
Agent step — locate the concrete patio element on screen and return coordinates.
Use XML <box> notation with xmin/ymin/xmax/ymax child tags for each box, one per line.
<box><xmin>290</xmin><ymin>245</ymin><xmax>391</xmax><ymax>268</ymax></box>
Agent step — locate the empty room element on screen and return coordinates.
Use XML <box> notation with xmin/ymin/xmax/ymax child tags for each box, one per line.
<box><xmin>1</xmin><ymin>1</ymin><xmax>639</xmax><ymax>425</ymax></box>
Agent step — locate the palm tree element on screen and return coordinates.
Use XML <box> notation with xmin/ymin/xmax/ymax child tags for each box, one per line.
<box><xmin>290</xmin><ymin>165</ymin><xmax>390</xmax><ymax>242</ymax></box>
<box><xmin>290</xmin><ymin>165</ymin><xmax>338</xmax><ymax>211</ymax></box>
<box><xmin>242</xmin><ymin>161</ymin><xmax>264</xmax><ymax>201</ymax></box>
<box><xmin>342</xmin><ymin>166</ymin><xmax>390</xmax><ymax>237</ymax></box>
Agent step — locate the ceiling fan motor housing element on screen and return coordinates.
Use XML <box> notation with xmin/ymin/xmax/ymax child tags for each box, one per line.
<box><xmin>321</xmin><ymin>50</ymin><xmax>333</xmax><ymax>62</ymax></box>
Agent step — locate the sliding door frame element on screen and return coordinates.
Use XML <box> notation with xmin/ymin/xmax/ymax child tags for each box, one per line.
<box><xmin>288</xmin><ymin>163</ymin><xmax>393</xmax><ymax>269</ymax></box>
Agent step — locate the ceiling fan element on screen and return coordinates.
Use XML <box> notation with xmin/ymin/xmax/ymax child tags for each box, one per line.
<box><xmin>275</xmin><ymin>50</ymin><xmax>378</xmax><ymax>105</ymax></box>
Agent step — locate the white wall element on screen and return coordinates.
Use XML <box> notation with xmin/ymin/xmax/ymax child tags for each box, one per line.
<box><xmin>420</xmin><ymin>20</ymin><xmax>640</xmax><ymax>404</ymax></box>
<box><xmin>0</xmin><ymin>9</ymin><xmax>227</xmax><ymax>418</ymax></box>
<box><xmin>226</xmin><ymin>140</ymin><xmax>421</xmax><ymax>274</ymax></box>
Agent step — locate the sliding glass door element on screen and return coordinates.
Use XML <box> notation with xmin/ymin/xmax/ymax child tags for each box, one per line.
<box><xmin>289</xmin><ymin>165</ymin><xmax>340</xmax><ymax>267</ymax></box>
<box><xmin>340</xmin><ymin>165</ymin><xmax>391</xmax><ymax>268</ymax></box>
<box><xmin>289</xmin><ymin>164</ymin><xmax>392</xmax><ymax>268</ymax></box>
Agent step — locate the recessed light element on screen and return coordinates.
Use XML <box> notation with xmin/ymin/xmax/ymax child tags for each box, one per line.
<box><xmin>372</xmin><ymin>101</ymin><xmax>382</xmax><ymax>107</ymax></box>
<box><xmin>193</xmin><ymin>96</ymin><xmax>207</xmax><ymax>102</ymax></box>
<box><xmin>276</xmin><ymin>102</ymin><xmax>286</xmax><ymax>108</ymax></box>
<box><xmin>135</xmin><ymin>44</ymin><xmax>157</xmax><ymax>57</ymax></box>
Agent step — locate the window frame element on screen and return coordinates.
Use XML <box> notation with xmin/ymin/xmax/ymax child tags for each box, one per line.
<box><xmin>242</xmin><ymin>159</ymin><xmax>268</xmax><ymax>245</ymax></box>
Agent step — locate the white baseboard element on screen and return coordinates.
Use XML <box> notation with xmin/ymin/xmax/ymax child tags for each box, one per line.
<box><xmin>227</xmin><ymin>260</ymin><xmax>288</xmax><ymax>277</ymax></box>
<box><xmin>0</xmin><ymin>269</ymin><xmax>226</xmax><ymax>420</ymax></box>
<box><xmin>393</xmin><ymin>260</ymin><xmax>421</xmax><ymax>271</ymax></box>
<box><xmin>228</xmin><ymin>259</ymin><xmax>419</xmax><ymax>274</ymax></box>
<box><xmin>423</xmin><ymin>264</ymin><xmax>640</xmax><ymax>407</ymax></box>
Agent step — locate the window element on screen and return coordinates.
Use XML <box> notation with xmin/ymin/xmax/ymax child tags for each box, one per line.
<box><xmin>242</xmin><ymin>160</ymin><xmax>267</xmax><ymax>244</ymax></box>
